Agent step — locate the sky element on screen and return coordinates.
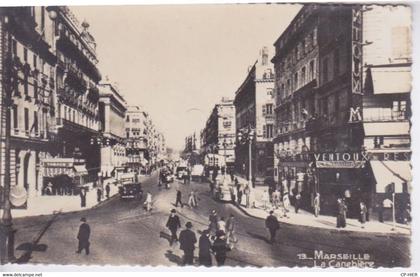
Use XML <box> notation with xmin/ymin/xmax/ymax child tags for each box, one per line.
<box><xmin>71</xmin><ymin>4</ymin><xmax>302</xmax><ymax>150</ymax></box>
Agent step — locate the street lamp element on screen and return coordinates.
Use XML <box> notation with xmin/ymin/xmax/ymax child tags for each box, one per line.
<box><xmin>237</xmin><ymin>126</ymin><xmax>255</xmax><ymax>188</ymax></box>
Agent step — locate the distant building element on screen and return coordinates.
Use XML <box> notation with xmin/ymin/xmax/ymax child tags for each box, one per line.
<box><xmin>98</xmin><ymin>82</ymin><xmax>127</xmax><ymax>177</ymax></box>
<box><xmin>234</xmin><ymin>47</ymin><xmax>274</xmax><ymax>184</ymax></box>
<box><xmin>202</xmin><ymin>98</ymin><xmax>236</xmax><ymax>170</ymax></box>
<box><xmin>125</xmin><ymin>106</ymin><xmax>149</xmax><ymax>172</ymax></box>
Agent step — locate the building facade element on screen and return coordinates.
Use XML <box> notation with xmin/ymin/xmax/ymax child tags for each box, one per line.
<box><xmin>98</xmin><ymin>82</ymin><xmax>127</xmax><ymax>177</ymax></box>
<box><xmin>234</xmin><ymin>47</ymin><xmax>274</xmax><ymax>185</ymax></box>
<box><xmin>272</xmin><ymin>4</ymin><xmax>412</xmax><ymax>219</ymax></box>
<box><xmin>0</xmin><ymin>7</ymin><xmax>59</xmax><ymax>206</ymax></box>
<box><xmin>125</xmin><ymin>106</ymin><xmax>149</xmax><ymax>172</ymax></box>
<box><xmin>201</xmin><ymin>98</ymin><xmax>236</xmax><ymax>171</ymax></box>
<box><xmin>0</xmin><ymin>6</ymin><xmax>102</xmax><ymax>208</ymax></box>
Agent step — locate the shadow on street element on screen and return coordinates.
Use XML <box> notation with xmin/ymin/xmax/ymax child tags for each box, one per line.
<box><xmin>164</xmin><ymin>250</ymin><xmax>183</xmax><ymax>265</ymax></box>
<box><xmin>15</xmin><ymin>212</ymin><xmax>60</xmax><ymax>264</ymax></box>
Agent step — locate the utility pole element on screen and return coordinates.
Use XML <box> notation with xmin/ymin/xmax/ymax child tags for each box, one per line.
<box><xmin>0</xmin><ymin>14</ymin><xmax>16</xmax><ymax>264</ymax></box>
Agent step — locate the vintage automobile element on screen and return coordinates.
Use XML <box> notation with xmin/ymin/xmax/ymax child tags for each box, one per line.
<box><xmin>119</xmin><ymin>182</ymin><xmax>143</xmax><ymax>200</ymax></box>
<box><xmin>116</xmin><ymin>172</ymin><xmax>142</xmax><ymax>199</ymax></box>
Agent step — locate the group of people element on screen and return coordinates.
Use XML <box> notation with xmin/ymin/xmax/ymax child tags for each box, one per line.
<box><xmin>165</xmin><ymin>209</ymin><xmax>235</xmax><ymax>266</ymax></box>
<box><xmin>174</xmin><ymin>188</ymin><xmax>199</xmax><ymax>208</ymax></box>
<box><xmin>232</xmin><ymin>178</ymin><xmax>251</xmax><ymax>208</ymax></box>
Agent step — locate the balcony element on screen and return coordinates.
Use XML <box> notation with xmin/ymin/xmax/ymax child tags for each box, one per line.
<box><xmin>363</xmin><ymin>111</ymin><xmax>409</xmax><ymax>122</ymax></box>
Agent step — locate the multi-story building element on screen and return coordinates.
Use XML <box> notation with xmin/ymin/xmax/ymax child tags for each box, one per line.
<box><xmin>0</xmin><ymin>6</ymin><xmax>102</xmax><ymax>208</ymax></box>
<box><xmin>51</xmin><ymin>7</ymin><xmax>102</xmax><ymax>185</ymax></box>
<box><xmin>201</xmin><ymin>98</ymin><xmax>236</xmax><ymax>172</ymax></box>
<box><xmin>125</xmin><ymin>106</ymin><xmax>149</xmax><ymax>172</ymax></box>
<box><xmin>234</xmin><ymin>47</ymin><xmax>274</xmax><ymax>185</ymax></box>
<box><xmin>272</xmin><ymin>4</ymin><xmax>322</xmax><ymax>211</ymax></box>
<box><xmin>98</xmin><ymin>82</ymin><xmax>127</xmax><ymax>177</ymax></box>
<box><xmin>0</xmin><ymin>7</ymin><xmax>58</xmax><ymax>205</ymax></box>
<box><xmin>272</xmin><ymin>4</ymin><xmax>412</xmax><ymax>219</ymax></box>
<box><xmin>361</xmin><ymin>6</ymin><xmax>411</xmax><ymax>221</ymax></box>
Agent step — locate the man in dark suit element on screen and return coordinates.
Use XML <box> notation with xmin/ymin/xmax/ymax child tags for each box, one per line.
<box><xmin>198</xmin><ymin>229</ymin><xmax>212</xmax><ymax>266</ymax></box>
<box><xmin>166</xmin><ymin>209</ymin><xmax>181</xmax><ymax>246</ymax></box>
<box><xmin>76</xmin><ymin>217</ymin><xmax>91</xmax><ymax>255</ymax></box>
<box><xmin>265</xmin><ymin>211</ymin><xmax>280</xmax><ymax>244</ymax></box>
<box><xmin>175</xmin><ymin>189</ymin><xmax>183</xmax><ymax>208</ymax></box>
<box><xmin>179</xmin><ymin>221</ymin><xmax>197</xmax><ymax>265</ymax></box>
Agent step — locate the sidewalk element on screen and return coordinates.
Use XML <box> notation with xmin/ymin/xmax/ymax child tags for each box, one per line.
<box><xmin>8</xmin><ymin>174</ymin><xmax>159</xmax><ymax>219</ymax></box>
<box><xmin>232</xmin><ymin>175</ymin><xmax>411</xmax><ymax>236</ymax></box>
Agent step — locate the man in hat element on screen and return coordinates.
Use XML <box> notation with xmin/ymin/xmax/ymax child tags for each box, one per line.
<box><xmin>212</xmin><ymin>230</ymin><xmax>231</xmax><ymax>266</ymax></box>
<box><xmin>265</xmin><ymin>211</ymin><xmax>280</xmax><ymax>244</ymax></box>
<box><xmin>76</xmin><ymin>217</ymin><xmax>91</xmax><ymax>255</ymax></box>
<box><xmin>208</xmin><ymin>210</ymin><xmax>218</xmax><ymax>235</ymax></box>
<box><xmin>179</xmin><ymin>221</ymin><xmax>197</xmax><ymax>265</ymax></box>
<box><xmin>198</xmin><ymin>229</ymin><xmax>212</xmax><ymax>266</ymax></box>
<box><xmin>166</xmin><ymin>209</ymin><xmax>181</xmax><ymax>246</ymax></box>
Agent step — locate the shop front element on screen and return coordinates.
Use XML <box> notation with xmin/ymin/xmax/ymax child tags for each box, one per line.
<box><xmin>41</xmin><ymin>158</ymin><xmax>88</xmax><ymax>196</ymax></box>
<box><xmin>314</xmin><ymin>152</ymin><xmax>371</xmax><ymax>218</ymax></box>
<box><xmin>368</xmin><ymin>157</ymin><xmax>411</xmax><ymax>223</ymax></box>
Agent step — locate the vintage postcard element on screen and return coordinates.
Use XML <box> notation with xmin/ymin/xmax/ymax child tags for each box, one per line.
<box><xmin>0</xmin><ymin>3</ymin><xmax>413</xmax><ymax>269</ymax></box>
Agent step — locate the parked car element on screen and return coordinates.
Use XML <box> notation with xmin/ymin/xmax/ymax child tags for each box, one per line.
<box><xmin>191</xmin><ymin>164</ymin><xmax>204</xmax><ymax>182</ymax></box>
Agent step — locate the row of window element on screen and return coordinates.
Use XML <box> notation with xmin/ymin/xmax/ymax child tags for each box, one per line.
<box><xmin>11</xmin><ymin>106</ymin><xmax>39</xmax><ymax>134</ymax></box>
<box><xmin>278</xmin><ymin>59</ymin><xmax>316</xmax><ymax>99</ymax></box>
<box><xmin>63</xmin><ymin>105</ymin><xmax>97</xmax><ymax>129</ymax></box>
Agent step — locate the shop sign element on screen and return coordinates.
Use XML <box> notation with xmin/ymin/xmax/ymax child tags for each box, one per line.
<box><xmin>368</xmin><ymin>152</ymin><xmax>411</xmax><ymax>161</ymax></box>
<box><xmin>314</xmin><ymin>152</ymin><xmax>369</xmax><ymax>162</ymax></box>
<box><xmin>316</xmin><ymin>160</ymin><xmax>366</xmax><ymax>169</ymax></box>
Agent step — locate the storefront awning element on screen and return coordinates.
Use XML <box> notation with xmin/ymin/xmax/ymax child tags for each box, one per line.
<box><xmin>73</xmin><ymin>165</ymin><xmax>88</xmax><ymax>175</ymax></box>
<box><xmin>370</xmin><ymin>160</ymin><xmax>411</xmax><ymax>193</ymax></box>
<box><xmin>371</xmin><ymin>67</ymin><xmax>411</xmax><ymax>94</ymax></box>
<box><xmin>363</xmin><ymin>122</ymin><xmax>410</xmax><ymax>136</ymax></box>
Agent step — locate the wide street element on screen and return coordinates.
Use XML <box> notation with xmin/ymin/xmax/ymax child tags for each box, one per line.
<box><xmin>11</xmin><ymin>171</ymin><xmax>410</xmax><ymax>267</ymax></box>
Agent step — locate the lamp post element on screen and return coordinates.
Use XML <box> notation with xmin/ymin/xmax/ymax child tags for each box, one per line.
<box><xmin>0</xmin><ymin>15</ymin><xmax>16</xmax><ymax>263</ymax></box>
<box><xmin>238</xmin><ymin>126</ymin><xmax>255</xmax><ymax>188</ymax></box>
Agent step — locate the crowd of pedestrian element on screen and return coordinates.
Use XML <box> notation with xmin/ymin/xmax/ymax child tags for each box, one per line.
<box><xmin>165</xmin><ymin>209</ymin><xmax>235</xmax><ymax>266</ymax></box>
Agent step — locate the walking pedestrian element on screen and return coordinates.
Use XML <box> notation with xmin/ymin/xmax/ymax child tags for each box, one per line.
<box><xmin>244</xmin><ymin>184</ymin><xmax>251</xmax><ymax>208</ymax></box>
<box><xmin>193</xmin><ymin>190</ymin><xmax>199</xmax><ymax>207</ymax></box>
<box><xmin>96</xmin><ymin>187</ymin><xmax>102</xmax><ymax>203</ymax></box>
<box><xmin>217</xmin><ymin>217</ymin><xmax>226</xmax><ymax>233</ymax></box>
<box><xmin>212</xmin><ymin>230</ymin><xmax>231</xmax><ymax>266</ymax></box>
<box><xmin>282</xmin><ymin>194</ymin><xmax>290</xmax><ymax>217</ymax></box>
<box><xmin>225</xmin><ymin>214</ymin><xmax>237</xmax><ymax>244</ymax></box>
<box><xmin>144</xmin><ymin>191</ymin><xmax>152</xmax><ymax>212</ymax></box>
<box><xmin>261</xmin><ymin>190</ymin><xmax>269</xmax><ymax>210</ymax></box>
<box><xmin>76</xmin><ymin>217</ymin><xmax>90</xmax><ymax>255</ymax></box>
<box><xmin>265</xmin><ymin>211</ymin><xmax>280</xmax><ymax>244</ymax></box>
<box><xmin>105</xmin><ymin>183</ymin><xmax>110</xmax><ymax>199</ymax></box>
<box><xmin>336</xmin><ymin>198</ymin><xmax>347</xmax><ymax>228</ymax></box>
<box><xmin>198</xmin><ymin>229</ymin><xmax>212</xmax><ymax>267</ymax></box>
<box><xmin>188</xmin><ymin>190</ymin><xmax>197</xmax><ymax>208</ymax></box>
<box><xmin>360</xmin><ymin>201</ymin><xmax>367</xmax><ymax>229</ymax></box>
<box><xmin>294</xmin><ymin>193</ymin><xmax>301</xmax><ymax>213</ymax></box>
<box><xmin>166</xmin><ymin>209</ymin><xmax>181</xmax><ymax>246</ymax></box>
<box><xmin>208</xmin><ymin>210</ymin><xmax>218</xmax><ymax>234</ymax></box>
<box><xmin>80</xmin><ymin>188</ymin><xmax>87</xmax><ymax>208</ymax></box>
<box><xmin>313</xmin><ymin>193</ymin><xmax>320</xmax><ymax>217</ymax></box>
<box><xmin>272</xmin><ymin>190</ymin><xmax>280</xmax><ymax>210</ymax></box>
<box><xmin>179</xmin><ymin>222</ymin><xmax>197</xmax><ymax>265</ymax></box>
<box><xmin>175</xmin><ymin>189</ymin><xmax>183</xmax><ymax>208</ymax></box>
<box><xmin>236</xmin><ymin>181</ymin><xmax>243</xmax><ymax>206</ymax></box>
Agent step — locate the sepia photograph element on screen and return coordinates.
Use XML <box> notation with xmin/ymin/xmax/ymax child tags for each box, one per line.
<box><xmin>0</xmin><ymin>1</ymin><xmax>414</xmax><ymax>271</ymax></box>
